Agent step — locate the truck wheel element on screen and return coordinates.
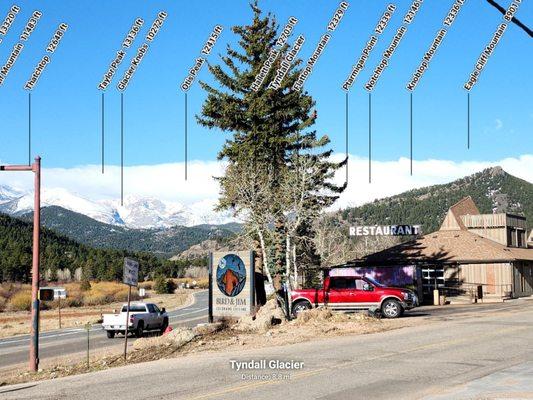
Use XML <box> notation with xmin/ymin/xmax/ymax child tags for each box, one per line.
<box><xmin>381</xmin><ymin>299</ymin><xmax>402</xmax><ymax>318</ymax></box>
<box><xmin>292</xmin><ymin>301</ymin><xmax>311</xmax><ymax>318</ymax></box>
<box><xmin>135</xmin><ymin>322</ymin><xmax>144</xmax><ymax>338</ymax></box>
<box><xmin>106</xmin><ymin>331</ymin><xmax>115</xmax><ymax>339</ymax></box>
<box><xmin>160</xmin><ymin>318</ymin><xmax>169</xmax><ymax>334</ymax></box>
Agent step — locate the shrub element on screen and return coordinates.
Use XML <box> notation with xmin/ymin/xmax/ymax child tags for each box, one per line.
<box><xmin>66</xmin><ymin>296</ymin><xmax>83</xmax><ymax>307</ymax></box>
<box><xmin>154</xmin><ymin>275</ymin><xmax>176</xmax><ymax>294</ymax></box>
<box><xmin>196</xmin><ymin>278</ymin><xmax>209</xmax><ymax>289</ymax></box>
<box><xmin>167</xmin><ymin>279</ymin><xmax>177</xmax><ymax>293</ymax></box>
<box><xmin>8</xmin><ymin>291</ymin><xmax>32</xmax><ymax>311</ymax></box>
<box><xmin>138</xmin><ymin>281</ymin><xmax>153</xmax><ymax>290</ymax></box>
<box><xmin>80</xmin><ymin>279</ymin><xmax>91</xmax><ymax>292</ymax></box>
<box><xmin>82</xmin><ymin>293</ymin><xmax>109</xmax><ymax>306</ymax></box>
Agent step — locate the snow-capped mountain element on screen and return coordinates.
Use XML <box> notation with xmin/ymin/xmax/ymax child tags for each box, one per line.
<box><xmin>0</xmin><ymin>184</ymin><xmax>237</xmax><ymax>229</ymax></box>
<box><xmin>0</xmin><ymin>185</ymin><xmax>23</xmax><ymax>204</ymax></box>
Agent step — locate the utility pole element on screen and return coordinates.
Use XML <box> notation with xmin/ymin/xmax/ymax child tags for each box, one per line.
<box><xmin>0</xmin><ymin>156</ymin><xmax>41</xmax><ymax>372</ymax></box>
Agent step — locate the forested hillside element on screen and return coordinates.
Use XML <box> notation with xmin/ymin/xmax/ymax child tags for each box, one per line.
<box><xmin>20</xmin><ymin>207</ymin><xmax>238</xmax><ymax>258</ymax></box>
<box><xmin>0</xmin><ymin>213</ymin><xmax>193</xmax><ymax>283</ymax></box>
<box><xmin>337</xmin><ymin>167</ymin><xmax>532</xmax><ymax>233</ymax></box>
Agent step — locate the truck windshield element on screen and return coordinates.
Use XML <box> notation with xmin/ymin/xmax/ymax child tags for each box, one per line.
<box><xmin>121</xmin><ymin>305</ymin><xmax>146</xmax><ymax>312</ymax></box>
<box><xmin>365</xmin><ymin>277</ymin><xmax>384</xmax><ymax>287</ymax></box>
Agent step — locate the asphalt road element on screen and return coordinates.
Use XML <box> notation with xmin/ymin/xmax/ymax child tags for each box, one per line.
<box><xmin>0</xmin><ymin>290</ymin><xmax>208</xmax><ymax>370</ymax></box>
<box><xmin>1</xmin><ymin>298</ymin><xmax>532</xmax><ymax>399</ymax></box>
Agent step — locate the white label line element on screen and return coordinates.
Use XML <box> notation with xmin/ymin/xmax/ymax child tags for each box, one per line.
<box><xmin>169</xmin><ymin>308</ymin><xmax>208</xmax><ymax>320</ymax></box>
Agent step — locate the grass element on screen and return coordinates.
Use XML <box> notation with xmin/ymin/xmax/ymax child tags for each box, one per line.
<box><xmin>0</xmin><ymin>288</ymin><xmax>194</xmax><ymax>338</ymax></box>
<box><xmin>0</xmin><ymin>281</ymin><xmax>142</xmax><ymax>312</ymax></box>
<box><xmin>174</xmin><ymin>278</ymin><xmax>208</xmax><ymax>289</ymax></box>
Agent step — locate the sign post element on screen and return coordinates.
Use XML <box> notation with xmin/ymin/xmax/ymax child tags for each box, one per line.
<box><xmin>85</xmin><ymin>322</ymin><xmax>91</xmax><ymax>369</ymax></box>
<box><xmin>40</xmin><ymin>287</ymin><xmax>67</xmax><ymax>329</ymax></box>
<box><xmin>123</xmin><ymin>258</ymin><xmax>139</xmax><ymax>361</ymax></box>
<box><xmin>208</xmin><ymin>253</ymin><xmax>213</xmax><ymax>323</ymax></box>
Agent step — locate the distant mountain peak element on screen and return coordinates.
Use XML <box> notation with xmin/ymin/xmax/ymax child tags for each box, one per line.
<box><xmin>486</xmin><ymin>165</ymin><xmax>505</xmax><ymax>177</ymax></box>
<box><xmin>337</xmin><ymin>167</ymin><xmax>532</xmax><ymax>233</ymax></box>
<box><xmin>0</xmin><ymin>184</ymin><xmax>237</xmax><ymax>229</ymax></box>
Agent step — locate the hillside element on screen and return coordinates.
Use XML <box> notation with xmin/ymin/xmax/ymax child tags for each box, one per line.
<box><xmin>0</xmin><ymin>213</ymin><xmax>186</xmax><ymax>283</ymax></box>
<box><xmin>337</xmin><ymin>167</ymin><xmax>533</xmax><ymax>232</ymax></box>
<box><xmin>20</xmin><ymin>207</ymin><xmax>238</xmax><ymax>258</ymax></box>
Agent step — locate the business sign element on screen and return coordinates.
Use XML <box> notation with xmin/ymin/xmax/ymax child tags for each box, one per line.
<box><xmin>123</xmin><ymin>258</ymin><xmax>139</xmax><ymax>287</ymax></box>
<box><xmin>210</xmin><ymin>251</ymin><xmax>255</xmax><ymax>319</ymax></box>
<box><xmin>349</xmin><ymin>225</ymin><xmax>421</xmax><ymax>236</ymax></box>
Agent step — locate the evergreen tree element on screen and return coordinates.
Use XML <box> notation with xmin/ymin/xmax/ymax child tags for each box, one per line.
<box><xmin>197</xmin><ymin>1</ymin><xmax>345</xmax><ymax>283</ymax></box>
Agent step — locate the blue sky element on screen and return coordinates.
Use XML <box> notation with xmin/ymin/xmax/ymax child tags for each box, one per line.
<box><xmin>0</xmin><ymin>0</ymin><xmax>531</xmax><ymax>171</ymax></box>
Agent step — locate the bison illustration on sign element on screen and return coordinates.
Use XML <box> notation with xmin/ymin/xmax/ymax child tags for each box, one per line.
<box><xmin>216</xmin><ymin>254</ymin><xmax>246</xmax><ymax>297</ymax></box>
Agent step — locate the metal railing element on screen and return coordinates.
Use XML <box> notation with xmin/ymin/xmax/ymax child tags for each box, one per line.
<box><xmin>439</xmin><ymin>282</ymin><xmax>513</xmax><ymax>300</ymax></box>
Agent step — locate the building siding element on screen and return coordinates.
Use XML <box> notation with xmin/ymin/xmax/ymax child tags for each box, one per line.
<box><xmin>455</xmin><ymin>263</ymin><xmax>513</xmax><ymax>297</ymax></box>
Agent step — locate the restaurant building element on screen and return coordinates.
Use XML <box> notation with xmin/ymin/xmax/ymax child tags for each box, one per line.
<box><xmin>341</xmin><ymin>197</ymin><xmax>533</xmax><ymax>302</ymax></box>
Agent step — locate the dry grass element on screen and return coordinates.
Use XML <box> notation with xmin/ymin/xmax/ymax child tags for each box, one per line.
<box><xmin>174</xmin><ymin>278</ymin><xmax>209</xmax><ymax>289</ymax></box>
<box><xmin>0</xmin><ymin>281</ymin><xmax>141</xmax><ymax>311</ymax></box>
<box><xmin>0</xmin><ymin>288</ymin><xmax>194</xmax><ymax>338</ymax></box>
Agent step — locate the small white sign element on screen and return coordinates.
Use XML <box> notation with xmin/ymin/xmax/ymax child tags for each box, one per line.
<box><xmin>139</xmin><ymin>287</ymin><xmax>146</xmax><ymax>297</ymax></box>
<box><xmin>41</xmin><ymin>287</ymin><xmax>67</xmax><ymax>300</ymax></box>
<box><xmin>123</xmin><ymin>258</ymin><xmax>139</xmax><ymax>287</ymax></box>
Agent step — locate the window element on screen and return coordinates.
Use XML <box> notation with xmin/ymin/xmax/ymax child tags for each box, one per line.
<box><xmin>330</xmin><ymin>278</ymin><xmax>356</xmax><ymax>289</ymax></box>
<box><xmin>121</xmin><ymin>304</ymin><xmax>147</xmax><ymax>312</ymax></box>
<box><xmin>152</xmin><ymin>305</ymin><xmax>161</xmax><ymax>314</ymax></box>
<box><xmin>355</xmin><ymin>279</ymin><xmax>365</xmax><ymax>290</ymax></box>
<box><xmin>146</xmin><ymin>304</ymin><xmax>156</xmax><ymax>313</ymax></box>
<box><xmin>507</xmin><ymin>228</ymin><xmax>514</xmax><ymax>246</ymax></box>
<box><xmin>517</xmin><ymin>231</ymin><xmax>524</xmax><ymax>248</ymax></box>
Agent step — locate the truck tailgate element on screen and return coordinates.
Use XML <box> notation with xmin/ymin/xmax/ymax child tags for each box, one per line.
<box><xmin>102</xmin><ymin>314</ymin><xmax>127</xmax><ymax>328</ymax></box>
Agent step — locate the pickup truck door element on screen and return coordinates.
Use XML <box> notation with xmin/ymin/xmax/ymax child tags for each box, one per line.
<box><xmin>327</xmin><ymin>277</ymin><xmax>357</xmax><ymax>309</ymax></box>
<box><xmin>354</xmin><ymin>278</ymin><xmax>381</xmax><ymax>307</ymax></box>
<box><xmin>146</xmin><ymin>304</ymin><xmax>158</xmax><ymax>329</ymax></box>
<box><xmin>152</xmin><ymin>304</ymin><xmax>163</xmax><ymax>327</ymax></box>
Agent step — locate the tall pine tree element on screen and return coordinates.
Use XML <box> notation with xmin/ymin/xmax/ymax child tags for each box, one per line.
<box><xmin>198</xmin><ymin>1</ymin><xmax>345</xmax><ymax>285</ymax></box>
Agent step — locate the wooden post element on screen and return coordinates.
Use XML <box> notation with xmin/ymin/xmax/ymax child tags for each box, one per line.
<box><xmin>86</xmin><ymin>322</ymin><xmax>91</xmax><ymax>369</ymax></box>
<box><xmin>123</xmin><ymin>285</ymin><xmax>132</xmax><ymax>360</ymax></box>
<box><xmin>208</xmin><ymin>253</ymin><xmax>213</xmax><ymax>323</ymax></box>
<box><xmin>58</xmin><ymin>296</ymin><xmax>62</xmax><ymax>329</ymax></box>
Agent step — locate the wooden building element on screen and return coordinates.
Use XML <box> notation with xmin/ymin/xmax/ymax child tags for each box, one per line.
<box><xmin>343</xmin><ymin>197</ymin><xmax>533</xmax><ymax>302</ymax></box>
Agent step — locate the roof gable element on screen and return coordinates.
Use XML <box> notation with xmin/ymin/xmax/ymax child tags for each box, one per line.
<box><xmin>440</xmin><ymin>196</ymin><xmax>480</xmax><ymax>231</ymax></box>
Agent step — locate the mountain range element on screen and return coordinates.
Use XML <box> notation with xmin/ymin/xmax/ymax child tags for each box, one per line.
<box><xmin>1</xmin><ymin>166</ymin><xmax>531</xmax><ymax>260</ymax></box>
<box><xmin>337</xmin><ymin>166</ymin><xmax>533</xmax><ymax>233</ymax></box>
<box><xmin>0</xmin><ymin>187</ymin><xmax>237</xmax><ymax>229</ymax></box>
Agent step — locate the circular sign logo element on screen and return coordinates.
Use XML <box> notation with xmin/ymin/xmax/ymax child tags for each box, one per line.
<box><xmin>216</xmin><ymin>254</ymin><xmax>246</xmax><ymax>297</ymax></box>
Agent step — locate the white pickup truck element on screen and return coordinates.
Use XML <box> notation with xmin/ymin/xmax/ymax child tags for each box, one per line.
<box><xmin>102</xmin><ymin>303</ymin><xmax>169</xmax><ymax>339</ymax></box>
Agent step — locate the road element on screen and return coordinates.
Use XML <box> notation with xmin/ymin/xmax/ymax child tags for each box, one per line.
<box><xmin>0</xmin><ymin>298</ymin><xmax>532</xmax><ymax>399</ymax></box>
<box><xmin>0</xmin><ymin>290</ymin><xmax>208</xmax><ymax>370</ymax></box>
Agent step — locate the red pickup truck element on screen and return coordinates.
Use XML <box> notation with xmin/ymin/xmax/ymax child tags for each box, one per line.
<box><xmin>290</xmin><ymin>275</ymin><xmax>418</xmax><ymax>318</ymax></box>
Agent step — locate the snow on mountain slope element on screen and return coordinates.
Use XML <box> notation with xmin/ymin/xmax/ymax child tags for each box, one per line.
<box><xmin>0</xmin><ymin>184</ymin><xmax>236</xmax><ymax>229</ymax></box>
<box><xmin>0</xmin><ymin>185</ymin><xmax>23</xmax><ymax>204</ymax></box>
<box><xmin>1</xmin><ymin>187</ymin><xmax>123</xmax><ymax>226</ymax></box>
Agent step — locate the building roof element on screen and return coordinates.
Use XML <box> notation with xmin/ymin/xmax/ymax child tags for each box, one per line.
<box><xmin>440</xmin><ymin>196</ymin><xmax>480</xmax><ymax>231</ymax></box>
<box><xmin>346</xmin><ymin>229</ymin><xmax>533</xmax><ymax>266</ymax></box>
